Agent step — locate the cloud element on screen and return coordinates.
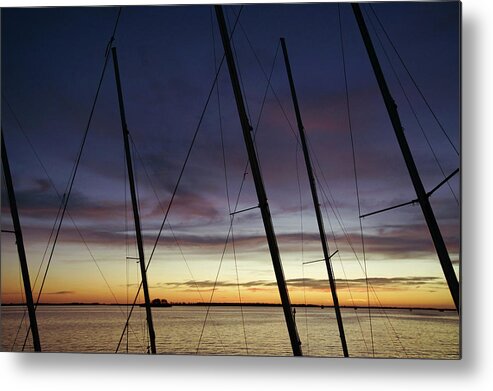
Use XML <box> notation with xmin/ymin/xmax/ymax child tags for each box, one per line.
<box><xmin>2</xmin><ymin>185</ymin><xmax>128</xmax><ymax>222</ymax></box>
<box><xmin>149</xmin><ymin>189</ymin><xmax>222</xmax><ymax>222</ymax></box>
<box><xmin>160</xmin><ymin>276</ymin><xmax>446</xmax><ymax>292</ymax></box>
<box><xmin>5</xmin><ymin>214</ymin><xmax>458</xmax><ymax>265</ymax></box>
<box><xmin>45</xmin><ymin>290</ymin><xmax>75</xmax><ymax>295</ymax></box>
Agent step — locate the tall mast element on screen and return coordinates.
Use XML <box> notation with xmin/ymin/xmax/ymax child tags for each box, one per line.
<box><xmin>1</xmin><ymin>132</ymin><xmax>41</xmax><ymax>352</ymax></box>
<box><xmin>215</xmin><ymin>5</ymin><xmax>302</xmax><ymax>356</ymax></box>
<box><xmin>111</xmin><ymin>47</ymin><xmax>157</xmax><ymax>353</ymax></box>
<box><xmin>280</xmin><ymin>38</ymin><xmax>349</xmax><ymax>357</ymax></box>
<box><xmin>351</xmin><ymin>3</ymin><xmax>459</xmax><ymax>313</ymax></box>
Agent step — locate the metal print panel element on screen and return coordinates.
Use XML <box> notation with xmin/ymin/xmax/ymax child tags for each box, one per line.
<box><xmin>1</xmin><ymin>2</ymin><xmax>460</xmax><ymax>358</ymax></box>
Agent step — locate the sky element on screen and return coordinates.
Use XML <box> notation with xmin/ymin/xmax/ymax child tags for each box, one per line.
<box><xmin>1</xmin><ymin>2</ymin><xmax>460</xmax><ymax>309</ymax></box>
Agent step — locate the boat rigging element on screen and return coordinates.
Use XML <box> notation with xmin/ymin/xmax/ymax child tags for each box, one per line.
<box><xmin>351</xmin><ymin>3</ymin><xmax>459</xmax><ymax>314</ymax></box>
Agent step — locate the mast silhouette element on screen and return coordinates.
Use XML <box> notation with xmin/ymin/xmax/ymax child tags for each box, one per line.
<box><xmin>215</xmin><ymin>5</ymin><xmax>302</xmax><ymax>356</ymax></box>
<box><xmin>280</xmin><ymin>38</ymin><xmax>349</xmax><ymax>357</ymax></box>
<box><xmin>111</xmin><ymin>47</ymin><xmax>157</xmax><ymax>353</ymax></box>
<box><xmin>351</xmin><ymin>3</ymin><xmax>459</xmax><ymax>313</ymax></box>
<box><xmin>1</xmin><ymin>132</ymin><xmax>41</xmax><ymax>352</ymax></box>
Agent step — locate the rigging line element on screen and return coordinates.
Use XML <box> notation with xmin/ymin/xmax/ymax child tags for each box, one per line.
<box><xmin>114</xmin><ymin>6</ymin><xmax>245</xmax><ymax>353</ymax></box>
<box><xmin>138</xmin><ymin>261</ymin><xmax>147</xmax><ymax>353</ymax></box>
<box><xmin>9</xmin><ymin>197</ymin><xmax>61</xmax><ymax>350</ymax></box>
<box><xmin>377</xmin><ymin>306</ymin><xmax>409</xmax><ymax>357</ymax></box>
<box><xmin>3</xmin><ymin>98</ymin><xmax>137</xmax><ymax>311</ymax></box>
<box><xmin>301</xmin><ymin>264</ymin><xmax>310</xmax><ymax>355</ymax></box>
<box><xmin>130</xmin><ymin>141</ymin><xmax>152</xmax><ymax>353</ymax></box>
<box><xmin>124</xmin><ymin>139</ymin><xmax>146</xmax><ymax>353</ymax></box>
<box><xmin>232</xmin><ymin>10</ymin><xmax>374</xmax><ymax>274</ymax></box>
<box><xmin>129</xmin><ymin>123</ymin><xmax>226</xmax><ymax>357</ymax></box>
<box><xmin>125</xmin><ymin>138</ymin><xmax>148</xmax><ymax>352</ymax></box>
<box><xmin>3</xmin><ymin>99</ymin><xmax>68</xmax><ymax>299</ymax></box>
<box><xmin>338</xmin><ymin>4</ymin><xmax>374</xmax><ymax>357</ymax></box>
<box><xmin>351</xmin><ymin>3</ymin><xmax>460</xmax><ymax>313</ymax></box>
<box><xmin>373</xmin><ymin>307</ymin><xmax>409</xmax><ymax>358</ymax></box>
<box><xmin>231</xmin><ymin>26</ymin><xmax>382</xmax><ymax>349</ymax></box>
<box><xmin>341</xmin><ymin>5</ymin><xmax>446</xmax><ymax>356</ymax></box>
<box><xmin>166</xmin><ymin>223</ymin><xmax>225</xmax><ymax>350</ymax></box>
<box><xmin>196</xmin><ymin>39</ymin><xmax>282</xmax><ymax>354</ymax></box>
<box><xmin>318</xmin><ymin>186</ymin><xmax>408</xmax><ymax>357</ymax></box>
<box><xmin>298</xmin><ymin>49</ymin><xmax>437</xmax><ymax>283</ymax></box>
<box><xmin>320</xmin><ymin>193</ymin><xmax>370</xmax><ymax>354</ymax></box>
<box><xmin>144</xmin><ymin>4</ymin><xmax>243</xmax><ymax>270</ymax></box>
<box><xmin>233</xmin><ymin>17</ymin><xmax>372</xmax><ymax>351</ymax></box>
<box><xmin>225</xmin><ymin>8</ymin><xmax>253</xmax><ymax>124</ymax></box>
<box><xmin>316</xmin><ymin>184</ymin><xmax>407</xmax><ymax>355</ymax></box>
<box><xmin>124</xmin><ymin>142</ymin><xmax>129</xmax><ymax>353</ymax></box>
<box><xmin>4</xmin><ymin>107</ymin><xmax>143</xmax><ymax>349</ymax></box>
<box><xmin>242</xmin><ymin>46</ymin><xmax>360</xmax><ymax>260</ymax></box>
<box><xmin>35</xmin><ymin>6</ymin><xmax>122</xmax><ymax>302</ymax></box>
<box><xmin>1</xmin><ymin>118</ymin><xmax>65</xmax><ymax>350</ymax></box>
<box><xmin>125</xmin><ymin>255</ymin><xmax>129</xmax><ymax>353</ymax></box>
<box><xmin>57</xmin><ymin>6</ymin><xmax>123</xmax><ymax>203</ymax></box>
<box><xmin>132</xmin><ymin>140</ymin><xmax>146</xmax><ymax>274</ymax></box>
<box><xmin>11</xmin><ymin>196</ymin><xmax>64</xmax><ymax>351</ymax></box>
<box><xmin>309</xmin><ymin>143</ymin><xmax>363</xmax><ymax>266</ymax></box>
<box><xmin>295</xmin><ymin>143</ymin><xmax>310</xmax><ymax>355</ymax></box>
<box><xmin>311</xmin><ymin>155</ymin><xmax>359</xmax><ymax>264</ymax></box>
<box><xmin>221</xmin><ymin>43</ymin><xmax>249</xmax><ymax>359</ymax></box>
<box><xmin>317</xmin><ymin>166</ymin><xmax>369</xmax><ymax>352</ymax></box>
<box><xmin>304</xmin><ymin>132</ymin><xmax>356</xmax><ymax>249</ymax></box>
<box><xmin>11</xmin><ymin>260</ymin><xmax>27</xmax><ymax>351</ymax></box>
<box><xmin>231</xmin><ymin>13</ymin><xmax>300</xmax><ymax>146</ymax></box>
<box><xmin>317</xmin><ymin>179</ymin><xmax>409</xmax><ymax>357</ymax></box>
<box><xmin>2</xmin><ymin>97</ymin><xmax>59</xmax><ymax>198</ymax></box>
<box><xmin>226</xmin><ymin>8</ymin><xmax>272</xmax><ymax>184</ymax></box>
<box><xmin>195</xmin><ymin>175</ymin><xmax>246</xmax><ymax>354</ymax></box>
<box><xmin>252</xmin><ymin>41</ymin><xmax>282</xmax><ymax>137</ymax></box>
<box><xmin>301</xmin><ymin>119</ymin><xmax>366</xmax><ymax>277</ymax></box>
<box><xmin>194</xmin><ymin>142</ymin><xmax>269</xmax><ymax>354</ymax></box>
<box><xmin>11</xmin><ymin>227</ymin><xmax>30</xmax><ymax>351</ymax></box>
<box><xmin>211</xmin><ymin>8</ymin><xmax>249</xmax><ymax>355</ymax></box>
<box><xmin>195</xmin><ymin>55</ymin><xmax>277</xmax><ymax>352</ymax></box>
<box><xmin>131</xmin><ymin>136</ymin><xmax>148</xmax><ymax>351</ymax></box>
<box><xmin>127</xmin><ymin>133</ymin><xmax>226</xmax><ymax>351</ymax></box>
<box><xmin>19</xmin><ymin>261</ymin><xmax>31</xmax><ymax>350</ymax></box>
<box><xmin>123</xmin><ymin>9</ymin><xmax>273</xmax><ymax>355</ymax></box>
<box><xmin>4</xmin><ymin>104</ymin><xmax>144</xmax><ymax>350</ymax></box>
<box><xmin>195</xmin><ymin>150</ymin><xmax>260</xmax><ymax>352</ymax></box>
<box><xmin>367</xmin><ymin>4</ymin><xmax>459</xmax><ymax>157</ymax></box>
<box><xmin>362</xmin><ymin>7</ymin><xmax>459</xmax><ymax>205</ymax></box>
<box><xmin>213</xmin><ymin>39</ymin><xmax>280</xmax><ymax>225</ymax></box>
<box><xmin>241</xmin><ymin>50</ymin><xmax>283</xmax><ymax>161</ymax></box>
<box><xmin>237</xmin><ymin>40</ymin><xmax>282</xmax><ymax>199</ymax></box>
<box><xmin>124</xmin><ymin>142</ymin><xmax>149</xmax><ymax>352</ymax></box>
<box><xmin>19</xmin><ymin>7</ymin><xmax>123</xmax><ymax>349</ymax></box>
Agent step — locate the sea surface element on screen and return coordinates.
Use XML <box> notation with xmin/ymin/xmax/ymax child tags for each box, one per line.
<box><xmin>0</xmin><ymin>305</ymin><xmax>459</xmax><ymax>359</ymax></box>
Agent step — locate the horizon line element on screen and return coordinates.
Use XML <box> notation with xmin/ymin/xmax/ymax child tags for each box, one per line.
<box><xmin>1</xmin><ymin>301</ymin><xmax>457</xmax><ymax>311</ymax></box>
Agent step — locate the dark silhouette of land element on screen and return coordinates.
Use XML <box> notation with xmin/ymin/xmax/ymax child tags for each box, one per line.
<box><xmin>0</xmin><ymin>301</ymin><xmax>455</xmax><ymax>312</ymax></box>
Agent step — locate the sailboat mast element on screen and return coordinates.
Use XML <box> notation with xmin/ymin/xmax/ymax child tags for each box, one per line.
<box><xmin>215</xmin><ymin>5</ymin><xmax>302</xmax><ymax>356</ymax></box>
<box><xmin>280</xmin><ymin>38</ymin><xmax>349</xmax><ymax>357</ymax></box>
<box><xmin>1</xmin><ymin>132</ymin><xmax>41</xmax><ymax>352</ymax></box>
<box><xmin>351</xmin><ymin>3</ymin><xmax>459</xmax><ymax>313</ymax></box>
<box><xmin>111</xmin><ymin>47</ymin><xmax>157</xmax><ymax>353</ymax></box>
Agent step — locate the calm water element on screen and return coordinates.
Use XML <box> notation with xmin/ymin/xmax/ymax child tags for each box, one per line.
<box><xmin>0</xmin><ymin>305</ymin><xmax>459</xmax><ymax>359</ymax></box>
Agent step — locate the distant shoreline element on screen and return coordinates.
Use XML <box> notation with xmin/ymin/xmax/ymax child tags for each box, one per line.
<box><xmin>0</xmin><ymin>302</ymin><xmax>456</xmax><ymax>312</ymax></box>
